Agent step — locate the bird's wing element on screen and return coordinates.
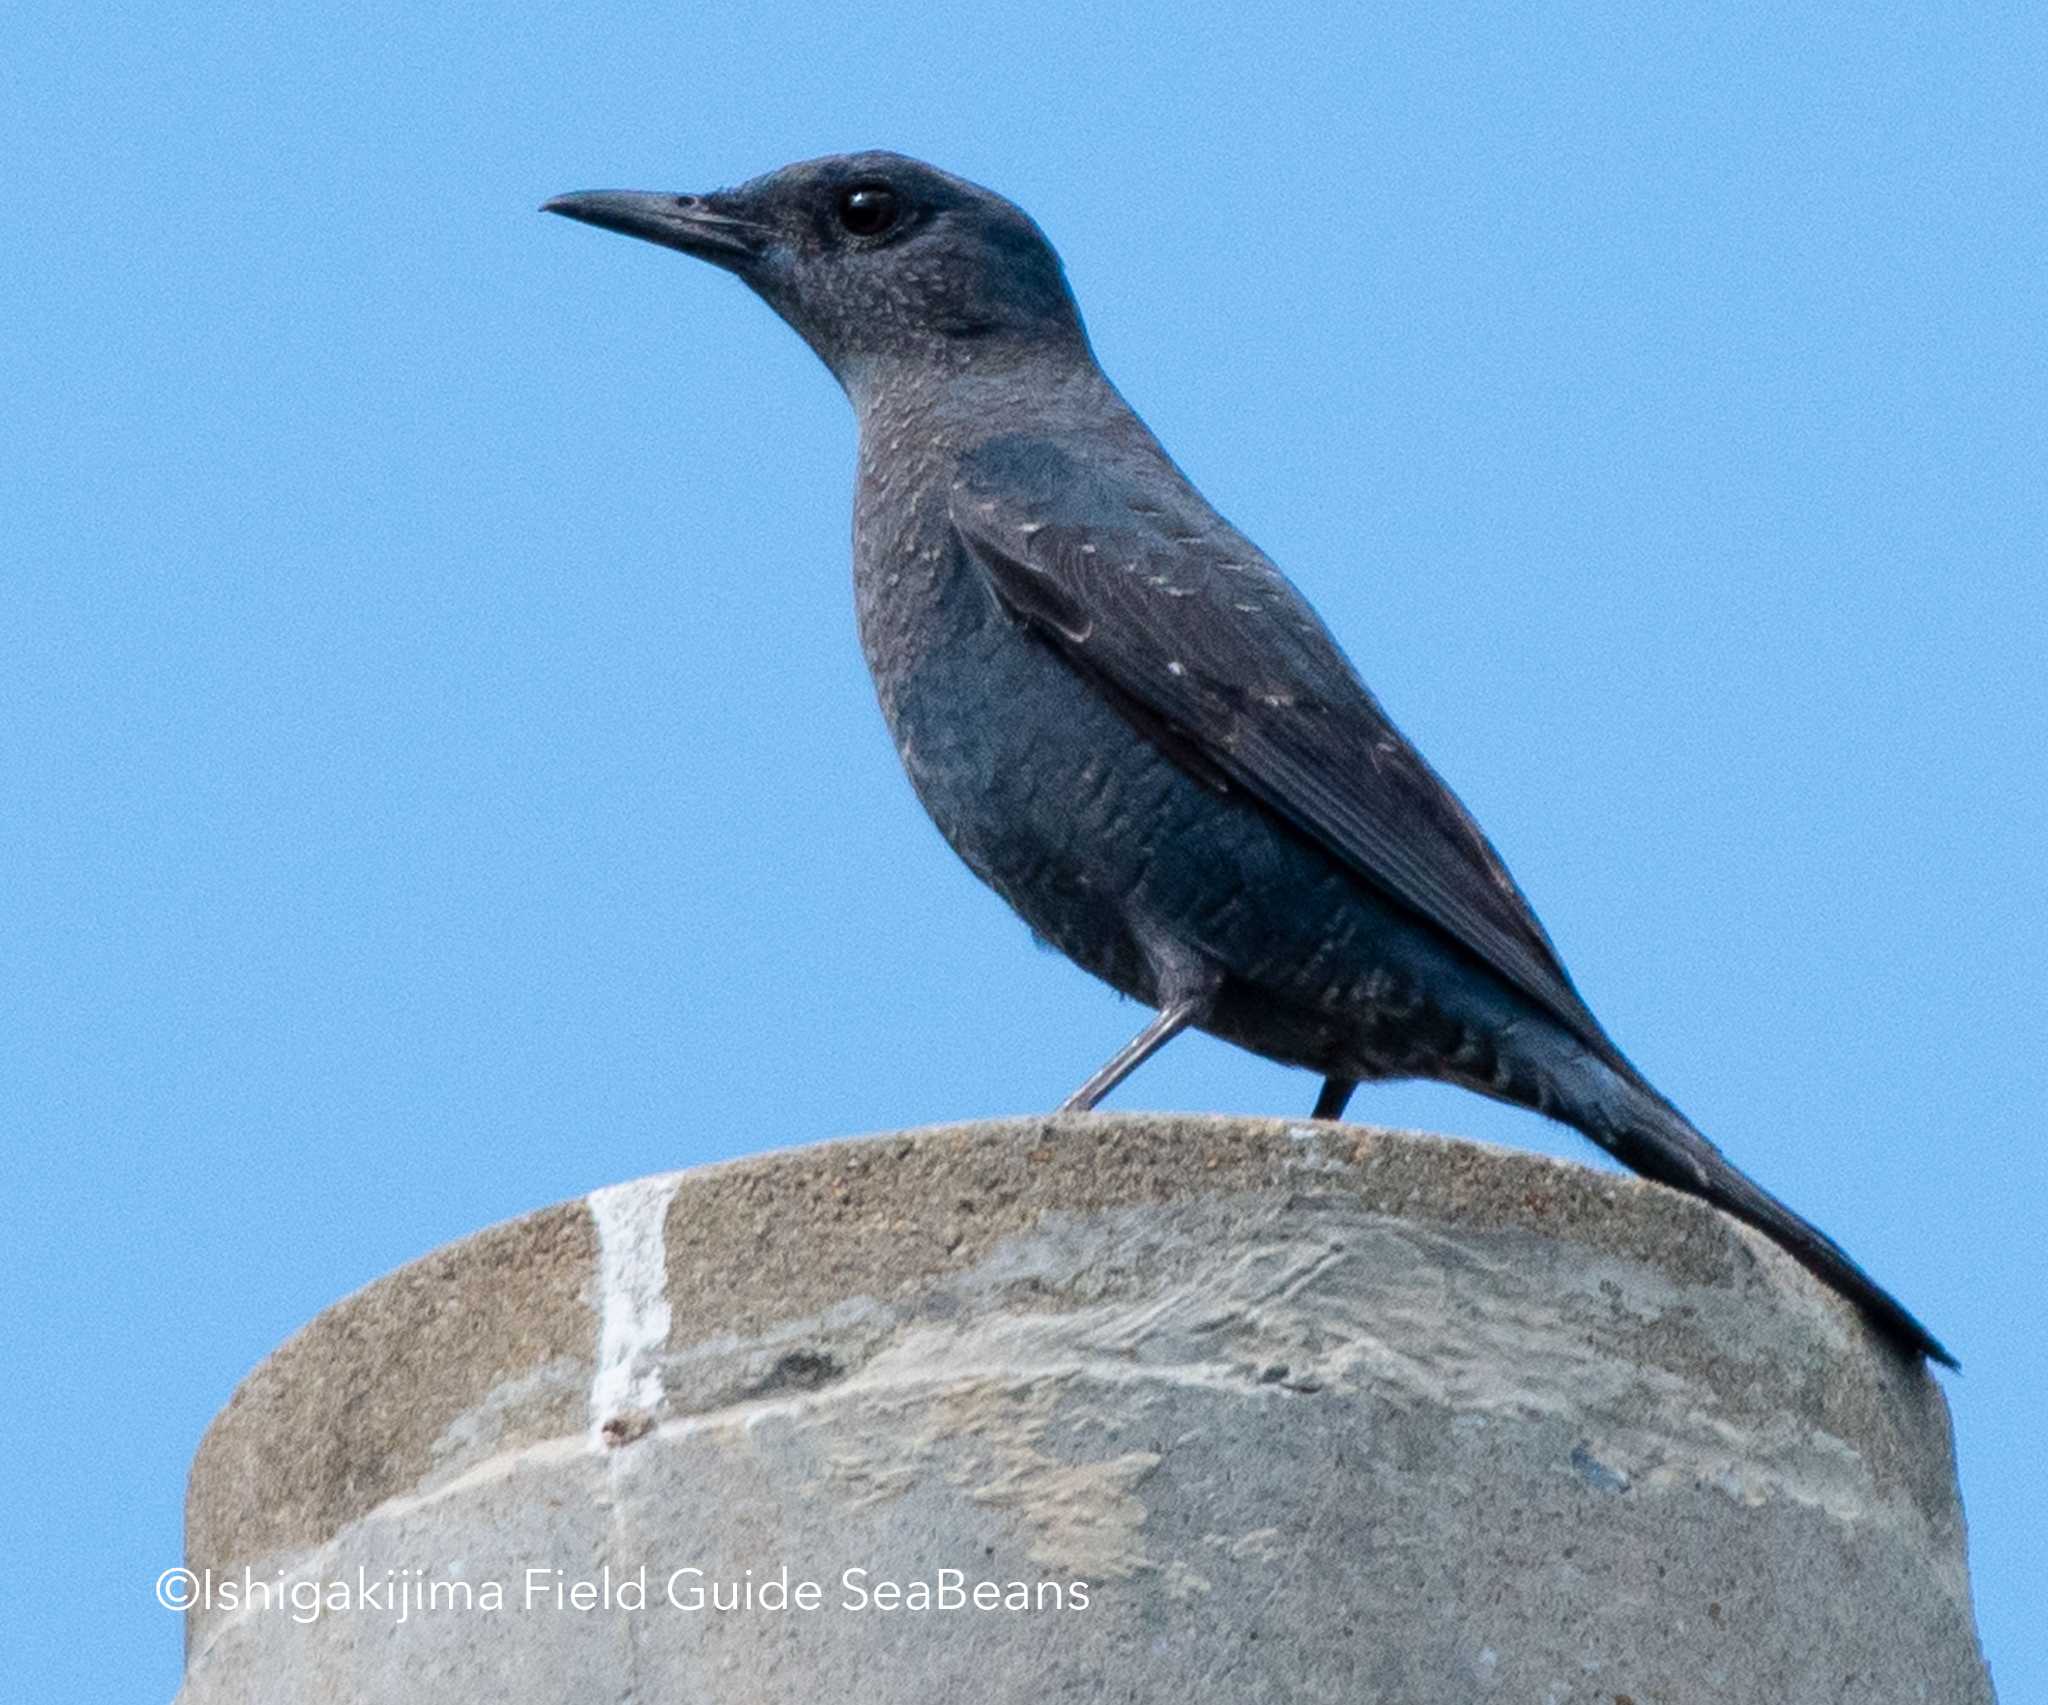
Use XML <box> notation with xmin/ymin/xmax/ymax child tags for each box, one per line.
<box><xmin>950</xmin><ymin>432</ymin><xmax>1616</xmax><ymax>1058</ymax></box>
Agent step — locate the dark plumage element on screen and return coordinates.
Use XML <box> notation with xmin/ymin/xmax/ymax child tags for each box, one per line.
<box><xmin>544</xmin><ymin>152</ymin><xmax>1951</xmax><ymax>1367</ymax></box>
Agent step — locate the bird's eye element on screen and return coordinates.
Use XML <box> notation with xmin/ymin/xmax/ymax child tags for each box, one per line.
<box><xmin>836</xmin><ymin>184</ymin><xmax>900</xmax><ymax>237</ymax></box>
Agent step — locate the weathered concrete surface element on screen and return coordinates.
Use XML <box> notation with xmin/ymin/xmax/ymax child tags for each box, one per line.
<box><xmin>177</xmin><ymin>1114</ymin><xmax>1992</xmax><ymax>1703</ymax></box>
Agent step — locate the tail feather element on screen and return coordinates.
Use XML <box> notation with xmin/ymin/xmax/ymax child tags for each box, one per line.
<box><xmin>1580</xmin><ymin>1068</ymin><xmax>1955</xmax><ymax>1369</ymax></box>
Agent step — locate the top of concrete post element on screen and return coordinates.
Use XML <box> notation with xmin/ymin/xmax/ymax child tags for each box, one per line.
<box><xmin>179</xmin><ymin>1115</ymin><xmax>1987</xmax><ymax>1703</ymax></box>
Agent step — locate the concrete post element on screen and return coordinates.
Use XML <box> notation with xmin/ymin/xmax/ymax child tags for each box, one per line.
<box><xmin>176</xmin><ymin>1115</ymin><xmax>1992</xmax><ymax>1702</ymax></box>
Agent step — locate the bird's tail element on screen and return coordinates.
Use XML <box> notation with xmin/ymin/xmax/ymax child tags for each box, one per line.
<box><xmin>1569</xmin><ymin>1061</ymin><xmax>1955</xmax><ymax>1369</ymax></box>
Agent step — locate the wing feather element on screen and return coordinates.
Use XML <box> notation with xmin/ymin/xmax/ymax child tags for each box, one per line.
<box><xmin>950</xmin><ymin>433</ymin><xmax>1617</xmax><ymax>1060</ymax></box>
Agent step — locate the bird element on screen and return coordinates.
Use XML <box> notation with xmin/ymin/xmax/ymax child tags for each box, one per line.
<box><xmin>543</xmin><ymin>151</ymin><xmax>1952</xmax><ymax>1368</ymax></box>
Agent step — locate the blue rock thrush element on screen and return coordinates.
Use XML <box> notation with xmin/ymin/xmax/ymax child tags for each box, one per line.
<box><xmin>544</xmin><ymin>152</ymin><xmax>1952</xmax><ymax>1367</ymax></box>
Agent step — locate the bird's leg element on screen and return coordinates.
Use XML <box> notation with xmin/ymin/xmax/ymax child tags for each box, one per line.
<box><xmin>1059</xmin><ymin>1000</ymin><xmax>1203</xmax><ymax>1111</ymax></box>
<box><xmin>1311</xmin><ymin>1077</ymin><xmax>1358</xmax><ymax>1122</ymax></box>
<box><xmin>1059</xmin><ymin>964</ymin><xmax>1218</xmax><ymax>1112</ymax></box>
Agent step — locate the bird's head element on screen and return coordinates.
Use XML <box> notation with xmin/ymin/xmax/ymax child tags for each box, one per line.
<box><xmin>544</xmin><ymin>152</ymin><xmax>1088</xmax><ymax>395</ymax></box>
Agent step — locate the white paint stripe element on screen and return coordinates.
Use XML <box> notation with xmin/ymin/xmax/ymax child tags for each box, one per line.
<box><xmin>587</xmin><ymin>1174</ymin><xmax>681</xmax><ymax>1443</ymax></box>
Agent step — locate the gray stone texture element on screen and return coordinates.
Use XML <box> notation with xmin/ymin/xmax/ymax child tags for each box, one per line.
<box><xmin>178</xmin><ymin>1115</ymin><xmax>1992</xmax><ymax>1703</ymax></box>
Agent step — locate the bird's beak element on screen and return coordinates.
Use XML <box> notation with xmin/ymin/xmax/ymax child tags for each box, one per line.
<box><xmin>541</xmin><ymin>190</ymin><xmax>767</xmax><ymax>268</ymax></box>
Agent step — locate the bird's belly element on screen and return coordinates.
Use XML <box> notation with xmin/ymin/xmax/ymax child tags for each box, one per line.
<box><xmin>884</xmin><ymin>611</ymin><xmax>1173</xmax><ymax>994</ymax></box>
<box><xmin>879</xmin><ymin>595</ymin><xmax>1519</xmax><ymax>1081</ymax></box>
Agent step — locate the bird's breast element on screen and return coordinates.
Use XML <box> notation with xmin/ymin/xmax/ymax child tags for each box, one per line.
<box><xmin>849</xmin><ymin>460</ymin><xmax>1163</xmax><ymax>989</ymax></box>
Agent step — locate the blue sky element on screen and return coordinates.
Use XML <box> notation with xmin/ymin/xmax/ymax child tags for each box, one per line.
<box><xmin>4</xmin><ymin>2</ymin><xmax>2042</xmax><ymax>1696</ymax></box>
